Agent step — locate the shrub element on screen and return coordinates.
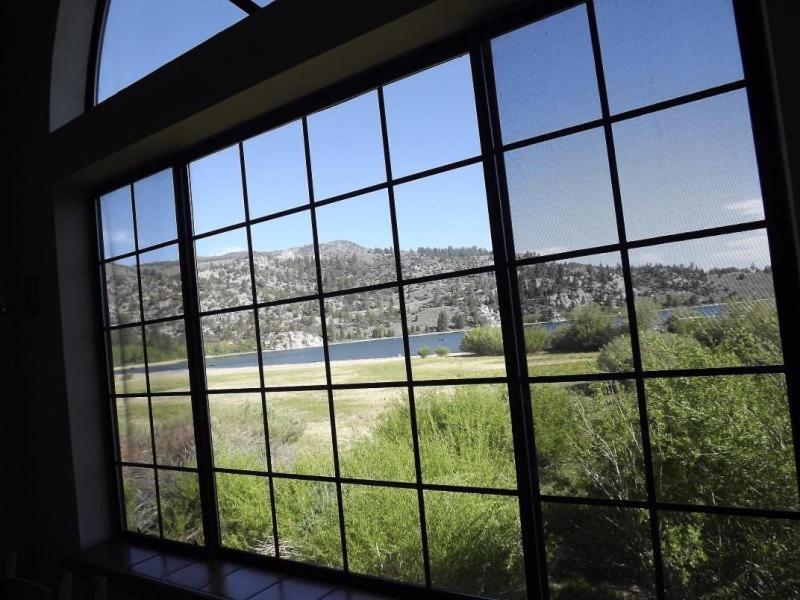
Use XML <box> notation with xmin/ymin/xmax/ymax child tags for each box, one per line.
<box><xmin>217</xmin><ymin>473</ymin><xmax>273</xmax><ymax>554</ymax></box>
<box><xmin>524</xmin><ymin>327</ymin><xmax>549</xmax><ymax>353</ymax></box>
<box><xmin>460</xmin><ymin>325</ymin><xmax>504</xmax><ymax>355</ymax></box>
<box><xmin>550</xmin><ymin>303</ymin><xmax>620</xmax><ymax>352</ymax></box>
<box><xmin>666</xmin><ymin>301</ymin><xmax>782</xmax><ymax>366</ymax></box>
<box><xmin>417</xmin><ymin>346</ymin><xmax>433</xmax><ymax>358</ymax></box>
<box><xmin>201</xmin><ymin>386</ymin><xmax>525</xmax><ymax>598</ymax></box>
<box><xmin>435</xmin><ymin>346</ymin><xmax>449</xmax><ymax>357</ymax></box>
<box><xmin>634</xmin><ymin>297</ymin><xmax>662</xmax><ymax>331</ymax></box>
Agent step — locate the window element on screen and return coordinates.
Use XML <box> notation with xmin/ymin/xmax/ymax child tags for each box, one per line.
<box><xmin>100</xmin><ymin>169</ymin><xmax>203</xmax><ymax>544</ymax></box>
<box><xmin>96</xmin><ymin>0</ymin><xmax>272</xmax><ymax>103</ymax></box>
<box><xmin>97</xmin><ymin>2</ymin><xmax>800</xmax><ymax>599</ymax></box>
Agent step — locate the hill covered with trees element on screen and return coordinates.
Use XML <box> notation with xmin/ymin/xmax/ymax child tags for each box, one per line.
<box><xmin>106</xmin><ymin>243</ymin><xmax>775</xmax><ymax>351</ymax></box>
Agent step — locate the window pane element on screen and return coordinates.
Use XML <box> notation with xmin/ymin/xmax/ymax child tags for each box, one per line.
<box><xmin>517</xmin><ymin>252</ymin><xmax>632</xmax><ymax>376</ymax></box>
<box><xmin>595</xmin><ymin>0</ymin><xmax>743</xmax><ymax>114</ymax></box>
<box><xmin>105</xmin><ymin>257</ymin><xmax>139</xmax><ymax>326</ymax></box>
<box><xmin>110</xmin><ymin>326</ymin><xmax>147</xmax><ymax>394</ymax></box>
<box><xmin>97</xmin><ymin>0</ymin><xmax>246</xmax><ymax>102</ymax></box>
<box><xmin>152</xmin><ymin>396</ymin><xmax>196</xmax><ymax>468</ymax></box>
<box><xmin>342</xmin><ymin>485</ymin><xmax>424</xmax><ymax>584</ymax></box>
<box><xmin>134</xmin><ymin>168</ymin><xmax>177</xmax><ymax>248</ymax></box>
<box><xmin>190</xmin><ymin>145</ymin><xmax>245</xmax><ymax>234</ymax></box>
<box><xmin>405</xmin><ymin>273</ymin><xmax>505</xmax><ymax>380</ymax></box>
<box><xmin>308</xmin><ymin>92</ymin><xmax>386</xmax><ymax>200</ymax></box>
<box><xmin>531</xmin><ymin>381</ymin><xmax>645</xmax><ymax>500</ymax></box>
<box><xmin>244</xmin><ymin>120</ymin><xmax>310</xmax><ymax>218</ymax></box>
<box><xmin>116</xmin><ymin>397</ymin><xmax>152</xmax><ymax>464</ymax></box>
<box><xmin>647</xmin><ymin>375</ymin><xmax>797</xmax><ymax>509</ymax></box>
<box><xmin>417</xmin><ymin>385</ymin><xmax>516</xmax><ymax>489</ymax></box>
<box><xmin>324</xmin><ymin>288</ymin><xmax>406</xmax><ymax>384</ymax></box>
<box><xmin>122</xmin><ymin>466</ymin><xmax>158</xmax><ymax>535</ymax></box>
<box><xmin>259</xmin><ymin>301</ymin><xmax>326</xmax><ymax>387</ymax></box>
<box><xmin>251</xmin><ymin>211</ymin><xmax>316</xmax><ymax>302</ymax></box>
<box><xmin>140</xmin><ymin>244</ymin><xmax>183</xmax><ymax>320</ymax></box>
<box><xmin>394</xmin><ymin>164</ymin><xmax>493</xmax><ymax>278</ymax></box>
<box><xmin>660</xmin><ymin>513</ymin><xmax>800</xmax><ymax>599</ymax></box>
<box><xmin>425</xmin><ymin>491</ymin><xmax>524</xmax><ymax>599</ymax></box>
<box><xmin>159</xmin><ymin>469</ymin><xmax>204</xmax><ymax>544</ymax></box>
<box><xmin>146</xmin><ymin>321</ymin><xmax>190</xmax><ymax>392</ymax></box>
<box><xmin>273</xmin><ymin>478</ymin><xmax>342</xmax><ymax>568</ymax></box>
<box><xmin>492</xmin><ymin>5</ymin><xmax>600</xmax><ymax>143</ymax></box>
<box><xmin>209</xmin><ymin>393</ymin><xmax>267</xmax><ymax>471</ymax></box>
<box><xmin>507</xmin><ymin>128</ymin><xmax>618</xmax><ymax>257</ymax></box>
<box><xmin>334</xmin><ymin>387</ymin><xmax>415</xmax><ymax>483</ymax></box>
<box><xmin>316</xmin><ymin>191</ymin><xmax>395</xmax><ymax>291</ymax></box>
<box><xmin>266</xmin><ymin>391</ymin><xmax>334</xmax><ymax>476</ymax></box>
<box><xmin>629</xmin><ymin>230</ymin><xmax>781</xmax><ymax>370</ymax></box>
<box><xmin>100</xmin><ymin>186</ymin><xmax>135</xmax><ymax>258</ymax></box>
<box><xmin>202</xmin><ymin>311</ymin><xmax>260</xmax><ymax>390</ymax></box>
<box><xmin>615</xmin><ymin>91</ymin><xmax>762</xmax><ymax>240</ymax></box>
<box><xmin>384</xmin><ymin>56</ymin><xmax>481</xmax><ymax>178</ymax></box>
<box><xmin>543</xmin><ymin>503</ymin><xmax>655</xmax><ymax>599</ymax></box>
<box><xmin>195</xmin><ymin>228</ymin><xmax>252</xmax><ymax>312</ymax></box>
<box><xmin>217</xmin><ymin>473</ymin><xmax>273</xmax><ymax>555</ymax></box>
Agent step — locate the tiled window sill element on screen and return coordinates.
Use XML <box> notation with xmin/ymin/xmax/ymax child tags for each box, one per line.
<box><xmin>65</xmin><ymin>541</ymin><xmax>394</xmax><ymax>600</ymax></box>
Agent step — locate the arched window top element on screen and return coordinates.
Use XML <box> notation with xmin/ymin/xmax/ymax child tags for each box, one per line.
<box><xmin>96</xmin><ymin>0</ymin><xmax>272</xmax><ymax>103</ymax></box>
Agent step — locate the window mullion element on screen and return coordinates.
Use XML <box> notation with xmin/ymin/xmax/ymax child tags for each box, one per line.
<box><xmin>584</xmin><ymin>1</ymin><xmax>666</xmax><ymax>597</ymax></box>
<box><xmin>469</xmin><ymin>42</ymin><xmax>549</xmax><ymax>600</ymax></box>
<box><xmin>173</xmin><ymin>163</ymin><xmax>221</xmax><ymax>549</ymax></box>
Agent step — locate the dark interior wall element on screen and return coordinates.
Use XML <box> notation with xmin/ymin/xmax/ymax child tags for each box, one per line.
<box><xmin>764</xmin><ymin>1</ymin><xmax>800</xmax><ymax>244</ymax></box>
<box><xmin>0</xmin><ymin>0</ymin><xmax>81</xmax><ymax>584</ymax></box>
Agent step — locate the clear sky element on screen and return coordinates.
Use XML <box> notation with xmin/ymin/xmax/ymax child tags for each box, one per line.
<box><xmin>98</xmin><ymin>0</ymin><xmax>248</xmax><ymax>102</ymax></box>
<box><xmin>100</xmin><ymin>0</ymin><xmax>768</xmax><ymax>270</ymax></box>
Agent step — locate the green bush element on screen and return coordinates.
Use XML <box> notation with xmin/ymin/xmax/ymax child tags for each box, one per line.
<box><xmin>559</xmin><ymin>302</ymin><xmax>797</xmax><ymax>598</ymax></box>
<box><xmin>549</xmin><ymin>303</ymin><xmax>620</xmax><ymax>352</ymax></box>
<box><xmin>460</xmin><ymin>325</ymin><xmax>504</xmax><ymax>355</ymax></box>
<box><xmin>435</xmin><ymin>346</ymin><xmax>449</xmax><ymax>357</ymax></box>
<box><xmin>217</xmin><ymin>473</ymin><xmax>273</xmax><ymax>554</ymax></box>
<box><xmin>524</xmin><ymin>327</ymin><xmax>549</xmax><ymax>353</ymax></box>
<box><xmin>203</xmin><ymin>386</ymin><xmax>524</xmax><ymax>598</ymax></box>
<box><xmin>665</xmin><ymin>300</ymin><xmax>782</xmax><ymax>366</ymax></box>
<box><xmin>417</xmin><ymin>346</ymin><xmax>433</xmax><ymax>358</ymax></box>
<box><xmin>634</xmin><ymin>297</ymin><xmax>662</xmax><ymax>331</ymax></box>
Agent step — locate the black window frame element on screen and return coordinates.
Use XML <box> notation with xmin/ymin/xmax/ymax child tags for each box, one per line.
<box><xmin>93</xmin><ymin>1</ymin><xmax>800</xmax><ymax>599</ymax></box>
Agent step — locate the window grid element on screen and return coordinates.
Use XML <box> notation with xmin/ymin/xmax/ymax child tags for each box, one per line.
<box><xmin>183</xmin><ymin>83</ymin><xmax>519</xmax><ymax>583</ymax></box>
<box><xmin>484</xmin><ymin>1</ymin><xmax>797</xmax><ymax>598</ymax></box>
<box><xmin>99</xmin><ymin>179</ymin><xmax>203</xmax><ymax>543</ymax></box>
<box><xmin>95</xmin><ymin>1</ymin><xmax>800</xmax><ymax>598</ymax></box>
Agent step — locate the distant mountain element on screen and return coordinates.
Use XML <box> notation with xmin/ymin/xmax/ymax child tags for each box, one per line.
<box><xmin>105</xmin><ymin>243</ymin><xmax>774</xmax><ymax>349</ymax></box>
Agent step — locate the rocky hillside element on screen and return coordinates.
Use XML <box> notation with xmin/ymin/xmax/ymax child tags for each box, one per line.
<box><xmin>105</xmin><ymin>243</ymin><xmax>775</xmax><ymax>346</ymax></box>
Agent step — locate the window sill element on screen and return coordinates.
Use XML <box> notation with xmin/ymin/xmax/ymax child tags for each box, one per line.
<box><xmin>65</xmin><ymin>540</ymin><xmax>394</xmax><ymax>600</ymax></box>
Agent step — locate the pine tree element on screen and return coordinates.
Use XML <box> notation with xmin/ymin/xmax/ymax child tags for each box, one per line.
<box><xmin>436</xmin><ymin>310</ymin><xmax>448</xmax><ymax>331</ymax></box>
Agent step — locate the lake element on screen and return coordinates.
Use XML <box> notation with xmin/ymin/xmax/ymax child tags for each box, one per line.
<box><xmin>143</xmin><ymin>304</ymin><xmax>725</xmax><ymax>374</ymax></box>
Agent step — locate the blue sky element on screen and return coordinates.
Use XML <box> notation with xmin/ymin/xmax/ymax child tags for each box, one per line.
<box><xmin>101</xmin><ymin>0</ymin><xmax>768</xmax><ymax>270</ymax></box>
<box><xmin>98</xmin><ymin>0</ymin><xmax>247</xmax><ymax>102</ymax></box>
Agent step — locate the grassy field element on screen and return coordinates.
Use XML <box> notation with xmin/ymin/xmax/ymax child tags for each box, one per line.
<box><xmin>115</xmin><ymin>350</ymin><xmax>599</xmax><ymax>395</ymax></box>
<box><xmin>116</xmin><ymin>350</ymin><xmax>599</xmax><ymax>472</ymax></box>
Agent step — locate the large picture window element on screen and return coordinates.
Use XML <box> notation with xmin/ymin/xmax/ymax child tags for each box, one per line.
<box><xmin>97</xmin><ymin>1</ymin><xmax>800</xmax><ymax>599</ymax></box>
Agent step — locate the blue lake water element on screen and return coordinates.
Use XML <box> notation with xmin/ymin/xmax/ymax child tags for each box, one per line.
<box><xmin>144</xmin><ymin>304</ymin><xmax>724</xmax><ymax>374</ymax></box>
